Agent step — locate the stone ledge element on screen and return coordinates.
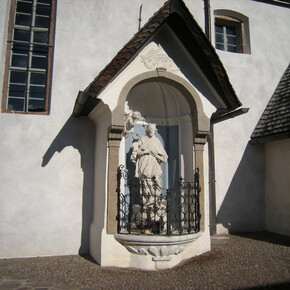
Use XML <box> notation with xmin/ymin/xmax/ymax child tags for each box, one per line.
<box><xmin>114</xmin><ymin>233</ymin><xmax>201</xmax><ymax>262</ymax></box>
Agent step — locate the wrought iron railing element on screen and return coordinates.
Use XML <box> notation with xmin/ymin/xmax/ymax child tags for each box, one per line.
<box><xmin>116</xmin><ymin>165</ymin><xmax>201</xmax><ymax>236</ymax></box>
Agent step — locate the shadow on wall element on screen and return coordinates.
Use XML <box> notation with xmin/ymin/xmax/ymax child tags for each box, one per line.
<box><xmin>216</xmin><ymin>143</ymin><xmax>265</xmax><ymax>233</ymax></box>
<box><xmin>42</xmin><ymin>115</ymin><xmax>95</xmax><ymax>254</ymax></box>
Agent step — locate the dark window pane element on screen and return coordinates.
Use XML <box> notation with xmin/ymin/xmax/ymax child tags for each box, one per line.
<box><xmin>215</xmin><ymin>25</ymin><xmax>223</xmax><ymax>33</ymax></box>
<box><xmin>36</xmin><ymin>4</ymin><xmax>51</xmax><ymax>16</ymax></box>
<box><xmin>11</xmin><ymin>54</ymin><xmax>28</xmax><ymax>67</ymax></box>
<box><xmin>30</xmin><ymin>73</ymin><xmax>46</xmax><ymax>85</ymax></box>
<box><xmin>29</xmin><ymin>86</ymin><xmax>46</xmax><ymax>99</ymax></box>
<box><xmin>14</xmin><ymin>29</ymin><xmax>30</xmax><ymax>42</ymax></box>
<box><xmin>33</xmin><ymin>31</ymin><xmax>49</xmax><ymax>44</ymax></box>
<box><xmin>32</xmin><ymin>45</ymin><xmax>48</xmax><ymax>54</ymax></box>
<box><xmin>227</xmin><ymin>35</ymin><xmax>237</xmax><ymax>45</ymax></box>
<box><xmin>9</xmin><ymin>84</ymin><xmax>26</xmax><ymax>97</ymax></box>
<box><xmin>37</xmin><ymin>0</ymin><xmax>52</xmax><ymax>5</ymax></box>
<box><xmin>12</xmin><ymin>43</ymin><xmax>30</xmax><ymax>52</ymax></box>
<box><xmin>226</xmin><ymin>26</ymin><xmax>236</xmax><ymax>36</ymax></box>
<box><xmin>216</xmin><ymin>33</ymin><xmax>224</xmax><ymax>44</ymax></box>
<box><xmin>16</xmin><ymin>2</ymin><xmax>32</xmax><ymax>13</ymax></box>
<box><xmin>15</xmin><ymin>13</ymin><xmax>32</xmax><ymax>26</ymax></box>
<box><xmin>227</xmin><ymin>45</ymin><xmax>237</xmax><ymax>53</ymax></box>
<box><xmin>28</xmin><ymin>99</ymin><xmax>45</xmax><ymax>112</ymax></box>
<box><xmin>8</xmin><ymin>97</ymin><xmax>25</xmax><ymax>111</ymax></box>
<box><xmin>31</xmin><ymin>55</ymin><xmax>47</xmax><ymax>69</ymax></box>
<box><xmin>35</xmin><ymin>16</ymin><xmax>50</xmax><ymax>28</ymax></box>
<box><xmin>216</xmin><ymin>43</ymin><xmax>224</xmax><ymax>51</ymax></box>
<box><xmin>10</xmin><ymin>70</ymin><xmax>27</xmax><ymax>84</ymax></box>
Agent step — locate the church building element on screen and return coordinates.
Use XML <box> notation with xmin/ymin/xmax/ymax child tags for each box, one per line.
<box><xmin>0</xmin><ymin>0</ymin><xmax>289</xmax><ymax>270</ymax></box>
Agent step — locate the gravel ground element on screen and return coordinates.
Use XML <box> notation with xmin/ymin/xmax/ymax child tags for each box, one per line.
<box><xmin>0</xmin><ymin>232</ymin><xmax>289</xmax><ymax>290</ymax></box>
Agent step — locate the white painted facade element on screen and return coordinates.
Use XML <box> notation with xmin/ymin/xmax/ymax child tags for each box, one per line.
<box><xmin>265</xmin><ymin>139</ymin><xmax>290</xmax><ymax>237</ymax></box>
<box><xmin>0</xmin><ymin>0</ymin><xmax>289</xmax><ymax>263</ymax></box>
<box><xmin>212</xmin><ymin>1</ymin><xmax>290</xmax><ymax>233</ymax></box>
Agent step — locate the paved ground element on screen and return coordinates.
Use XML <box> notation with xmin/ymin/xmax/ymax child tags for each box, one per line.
<box><xmin>0</xmin><ymin>232</ymin><xmax>289</xmax><ymax>290</ymax></box>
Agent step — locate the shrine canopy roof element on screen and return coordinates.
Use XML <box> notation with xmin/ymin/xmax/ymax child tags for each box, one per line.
<box><xmin>73</xmin><ymin>0</ymin><xmax>242</xmax><ymax>117</ymax></box>
<box><xmin>251</xmin><ymin>63</ymin><xmax>290</xmax><ymax>143</ymax></box>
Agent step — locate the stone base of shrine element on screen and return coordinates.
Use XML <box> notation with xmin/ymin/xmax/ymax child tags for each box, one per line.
<box><xmin>90</xmin><ymin>226</ymin><xmax>210</xmax><ymax>270</ymax></box>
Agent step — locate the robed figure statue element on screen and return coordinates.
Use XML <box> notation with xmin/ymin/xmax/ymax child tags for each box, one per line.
<box><xmin>130</xmin><ymin>123</ymin><xmax>168</xmax><ymax>230</ymax></box>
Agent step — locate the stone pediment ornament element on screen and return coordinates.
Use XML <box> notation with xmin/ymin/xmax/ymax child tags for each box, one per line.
<box><xmin>141</xmin><ymin>44</ymin><xmax>179</xmax><ymax>72</ymax></box>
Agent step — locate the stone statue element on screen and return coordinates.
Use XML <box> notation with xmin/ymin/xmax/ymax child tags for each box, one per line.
<box><xmin>123</xmin><ymin>110</ymin><xmax>143</xmax><ymax>138</ymax></box>
<box><xmin>130</xmin><ymin>123</ymin><xmax>168</xmax><ymax>226</ymax></box>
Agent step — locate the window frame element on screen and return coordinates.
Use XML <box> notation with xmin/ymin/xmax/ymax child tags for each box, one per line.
<box><xmin>214</xmin><ymin>10</ymin><xmax>251</xmax><ymax>55</ymax></box>
<box><xmin>1</xmin><ymin>0</ymin><xmax>56</xmax><ymax>115</ymax></box>
<box><xmin>215</xmin><ymin>16</ymin><xmax>243</xmax><ymax>53</ymax></box>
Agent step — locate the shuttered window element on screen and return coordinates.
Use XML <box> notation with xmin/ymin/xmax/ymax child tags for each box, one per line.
<box><xmin>2</xmin><ymin>0</ymin><xmax>56</xmax><ymax>114</ymax></box>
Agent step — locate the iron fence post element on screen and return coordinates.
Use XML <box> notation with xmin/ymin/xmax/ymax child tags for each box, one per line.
<box><xmin>116</xmin><ymin>165</ymin><xmax>201</xmax><ymax>236</ymax></box>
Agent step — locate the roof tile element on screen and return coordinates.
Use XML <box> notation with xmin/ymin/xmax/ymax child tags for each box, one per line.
<box><xmin>251</xmin><ymin>63</ymin><xmax>290</xmax><ymax>141</ymax></box>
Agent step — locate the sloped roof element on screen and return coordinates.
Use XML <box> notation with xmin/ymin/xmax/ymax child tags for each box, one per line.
<box><xmin>252</xmin><ymin>0</ymin><xmax>290</xmax><ymax>9</ymax></box>
<box><xmin>73</xmin><ymin>0</ymin><xmax>241</xmax><ymax>116</ymax></box>
<box><xmin>251</xmin><ymin>64</ymin><xmax>290</xmax><ymax>143</ymax></box>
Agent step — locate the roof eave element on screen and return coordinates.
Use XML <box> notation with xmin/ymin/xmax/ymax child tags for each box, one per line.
<box><xmin>250</xmin><ymin>132</ymin><xmax>290</xmax><ymax>144</ymax></box>
<box><xmin>74</xmin><ymin>0</ymin><xmax>242</xmax><ymax>117</ymax></box>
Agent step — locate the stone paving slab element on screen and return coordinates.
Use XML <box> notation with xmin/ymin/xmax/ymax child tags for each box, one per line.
<box><xmin>0</xmin><ymin>232</ymin><xmax>289</xmax><ymax>289</ymax></box>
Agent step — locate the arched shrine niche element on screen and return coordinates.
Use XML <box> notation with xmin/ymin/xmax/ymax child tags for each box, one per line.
<box><xmin>117</xmin><ymin>75</ymin><xmax>208</xmax><ymax>236</ymax></box>
<box><xmin>124</xmin><ymin>77</ymin><xmax>194</xmax><ymax>187</ymax></box>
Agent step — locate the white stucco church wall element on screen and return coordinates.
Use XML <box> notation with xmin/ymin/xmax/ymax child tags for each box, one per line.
<box><xmin>265</xmin><ymin>139</ymin><xmax>290</xmax><ymax>237</ymax></box>
<box><xmin>0</xmin><ymin>0</ymin><xmax>289</xmax><ymax>261</ymax></box>
<box><xmin>0</xmin><ymin>0</ymin><xmax>165</xmax><ymax>259</ymax></box>
<box><xmin>212</xmin><ymin>1</ymin><xmax>290</xmax><ymax>234</ymax></box>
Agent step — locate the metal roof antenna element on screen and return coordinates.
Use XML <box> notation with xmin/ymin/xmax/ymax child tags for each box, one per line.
<box><xmin>138</xmin><ymin>3</ymin><xmax>143</xmax><ymax>31</ymax></box>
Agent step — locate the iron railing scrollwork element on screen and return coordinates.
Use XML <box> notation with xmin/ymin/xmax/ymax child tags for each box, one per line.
<box><xmin>116</xmin><ymin>165</ymin><xmax>201</xmax><ymax>236</ymax></box>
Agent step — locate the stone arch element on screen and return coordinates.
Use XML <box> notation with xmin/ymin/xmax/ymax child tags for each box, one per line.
<box><xmin>107</xmin><ymin>71</ymin><xmax>210</xmax><ymax>234</ymax></box>
<box><xmin>112</xmin><ymin>71</ymin><xmax>210</xmax><ymax>143</ymax></box>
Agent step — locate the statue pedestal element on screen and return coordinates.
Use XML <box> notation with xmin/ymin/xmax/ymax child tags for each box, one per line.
<box><xmin>115</xmin><ymin>233</ymin><xmax>201</xmax><ymax>269</ymax></box>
